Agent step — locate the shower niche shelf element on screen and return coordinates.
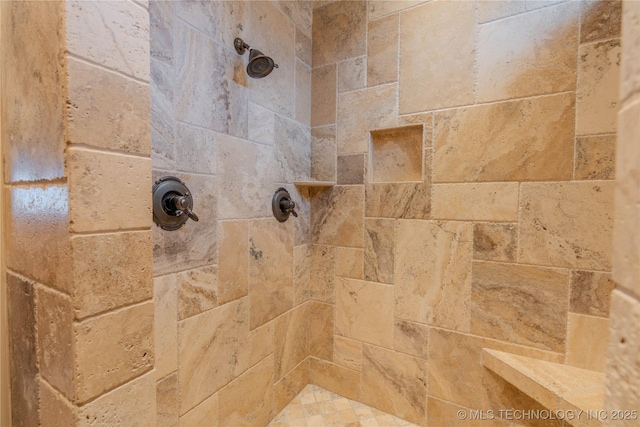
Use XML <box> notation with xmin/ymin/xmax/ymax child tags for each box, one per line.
<box><xmin>370</xmin><ymin>124</ymin><xmax>424</xmax><ymax>183</ymax></box>
<box><xmin>293</xmin><ymin>180</ymin><xmax>336</xmax><ymax>187</ymax></box>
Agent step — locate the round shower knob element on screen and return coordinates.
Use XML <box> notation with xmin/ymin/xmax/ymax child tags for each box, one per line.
<box><xmin>152</xmin><ymin>176</ymin><xmax>199</xmax><ymax>231</ymax></box>
<box><xmin>272</xmin><ymin>188</ymin><xmax>297</xmax><ymax>222</ymax></box>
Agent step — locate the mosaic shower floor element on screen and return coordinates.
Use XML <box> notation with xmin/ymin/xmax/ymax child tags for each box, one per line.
<box><xmin>268</xmin><ymin>385</ymin><xmax>420</xmax><ymax>427</ymax></box>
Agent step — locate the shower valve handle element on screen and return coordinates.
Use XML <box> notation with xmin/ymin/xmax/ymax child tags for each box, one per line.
<box><xmin>169</xmin><ymin>194</ymin><xmax>199</xmax><ymax>222</ymax></box>
<box><xmin>280</xmin><ymin>199</ymin><xmax>298</xmax><ymax>218</ymax></box>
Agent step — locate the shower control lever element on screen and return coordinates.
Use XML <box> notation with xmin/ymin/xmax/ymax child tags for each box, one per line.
<box><xmin>272</xmin><ymin>188</ymin><xmax>297</xmax><ymax>222</ymax></box>
<box><xmin>152</xmin><ymin>176</ymin><xmax>199</xmax><ymax>231</ymax></box>
<box><xmin>168</xmin><ymin>194</ymin><xmax>199</xmax><ymax>222</ymax></box>
<box><xmin>280</xmin><ymin>199</ymin><xmax>298</xmax><ymax>218</ymax></box>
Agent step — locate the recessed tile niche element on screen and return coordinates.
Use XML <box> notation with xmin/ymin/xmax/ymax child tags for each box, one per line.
<box><xmin>369</xmin><ymin>125</ymin><xmax>423</xmax><ymax>182</ymax></box>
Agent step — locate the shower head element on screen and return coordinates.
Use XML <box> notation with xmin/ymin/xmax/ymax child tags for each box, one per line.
<box><xmin>233</xmin><ymin>37</ymin><xmax>278</xmax><ymax>79</ymax></box>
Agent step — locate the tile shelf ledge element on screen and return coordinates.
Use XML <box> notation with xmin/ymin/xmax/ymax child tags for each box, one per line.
<box><xmin>482</xmin><ymin>349</ymin><xmax>606</xmax><ymax>427</ymax></box>
<box><xmin>293</xmin><ymin>180</ymin><xmax>336</xmax><ymax>187</ymax></box>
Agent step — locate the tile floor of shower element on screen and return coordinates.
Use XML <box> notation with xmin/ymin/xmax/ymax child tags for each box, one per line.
<box><xmin>268</xmin><ymin>385</ymin><xmax>418</xmax><ymax>427</ymax></box>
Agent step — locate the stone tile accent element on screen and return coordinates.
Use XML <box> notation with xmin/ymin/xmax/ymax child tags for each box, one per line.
<box><xmin>296</xmin><ymin>59</ymin><xmax>311</xmax><ymax>126</ymax></box>
<box><xmin>311</xmin><ymin>186</ymin><xmax>364</xmax><ymax>248</ymax></box>
<box><xmin>575</xmin><ymin>134</ymin><xmax>616</xmax><ymax>180</ymax></box>
<box><xmin>431</xmin><ymin>183</ymin><xmax>519</xmax><ymax>222</ymax></box>
<box><xmin>393</xmin><ymin>319</ymin><xmax>429</xmax><ymax>359</ymax></box>
<box><xmin>367</xmin><ymin>14</ymin><xmax>398</xmax><ymax>86</ymax></box>
<box><xmin>295</xmin><ymin>27</ymin><xmax>312</xmax><ymax>66</ymax></box>
<box><xmin>309</xmin><ymin>245</ymin><xmax>335</xmax><ymax>304</ymax></box>
<box><xmin>370</xmin><ymin>126</ymin><xmax>422</xmax><ymax>183</ymax></box>
<box><xmin>473</xmin><ymin>223</ymin><xmax>518</xmax><ymax>262</ymax></box>
<box><xmin>39</xmin><ymin>379</ymin><xmax>75</xmax><ymax>427</ymax></box>
<box><xmin>337</xmin><ymin>154</ymin><xmax>365</xmax><ymax>185</ymax></box>
<box><xmin>570</xmin><ymin>270</ymin><xmax>616</xmax><ymax>317</ymax></box>
<box><xmin>364</xmin><ymin>218</ymin><xmax>396</xmax><ymax>284</ymax></box>
<box><xmin>312</xmin><ymin>0</ymin><xmax>366</xmax><ymax>67</ymax></box>
<box><xmin>365</xmin><ymin>183</ymin><xmax>430</xmax><ymax>219</ymax></box>
<box><xmin>274</xmin><ymin>115</ymin><xmax>311</xmax><ymax>183</ymax></box>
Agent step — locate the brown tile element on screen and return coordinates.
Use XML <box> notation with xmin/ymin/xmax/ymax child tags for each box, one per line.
<box><xmin>473</xmin><ymin>223</ymin><xmax>517</xmax><ymax>262</ymax></box>
<box><xmin>218</xmin><ymin>220</ymin><xmax>249</xmax><ymax>305</ymax></box>
<box><xmin>7</xmin><ymin>273</ymin><xmax>39</xmax><ymax>427</ymax></box>
<box><xmin>433</xmin><ymin>94</ymin><xmax>575</xmax><ymax>182</ymax></box>
<box><xmin>309</xmin><ymin>245</ymin><xmax>335</xmax><ymax>304</ymax></box>
<box><xmin>580</xmin><ymin>0</ymin><xmax>622</xmax><ymax>43</ymax></box>
<box><xmin>399</xmin><ymin>1</ymin><xmax>475</xmax><ymax>112</ymax></box>
<box><xmin>154</xmin><ymin>275</ymin><xmax>177</xmax><ymax>380</ymax></box>
<box><xmin>365</xmin><ymin>183</ymin><xmax>430</xmax><ymax>219</ymax></box>
<box><xmin>179</xmin><ymin>393</ymin><xmax>218</xmax><ymax>427</ymax></box>
<box><xmin>310</xmin><ymin>302</ymin><xmax>334</xmax><ymax>360</ymax></box>
<box><xmin>334</xmin><ymin>336</ymin><xmax>362</xmax><ymax>371</ymax></box>
<box><xmin>577</xmin><ymin>39</ymin><xmax>621</xmax><ymax>136</ymax></box>
<box><xmin>393</xmin><ymin>319</ymin><xmax>429</xmax><ymax>360</ymax></box>
<box><xmin>337</xmin><ymin>154</ymin><xmax>365</xmax><ymax>185</ymax></box>
<box><xmin>575</xmin><ymin>134</ymin><xmax>617</xmax><ymax>180</ymax></box>
<box><xmin>337</xmin><ymin>56</ymin><xmax>366</xmax><ymax>93</ymax></box>
<box><xmin>294</xmin><ymin>245</ymin><xmax>310</xmax><ymax>305</ymax></box>
<box><xmin>71</xmin><ymin>231</ymin><xmax>152</xmax><ymax>319</ymax></box>
<box><xmin>311</xmin><ymin>125</ymin><xmax>337</xmax><ymax>182</ymax></box>
<box><xmin>570</xmin><ymin>270</ymin><xmax>616</xmax><ymax>317</ymax></box>
<box><xmin>334</xmin><ymin>247</ymin><xmax>363</xmax><ymax>279</ymax></box>
<box><xmin>311</xmin><ymin>64</ymin><xmax>336</xmax><ymax>127</ymax></box>
<box><xmin>75</xmin><ymin>302</ymin><xmax>154</xmax><ymax>403</ymax></box>
<box><xmin>336</xmin><ymin>278</ymin><xmax>394</xmax><ymax>348</ymax></box>
<box><xmin>312</xmin><ymin>0</ymin><xmax>366</xmax><ymax>67</ymax></box>
<box><xmin>311</xmin><ymin>186</ymin><xmax>364</xmax><ymax>248</ymax></box>
<box><xmin>361</xmin><ymin>344</ymin><xmax>427</xmax><ymax>425</ymax></box>
<box><xmin>519</xmin><ymin>181</ymin><xmax>614</xmax><ymax>270</ymax></box>
<box><xmin>364</xmin><ymin>219</ymin><xmax>396</xmax><ymax>284</ymax></box>
<box><xmin>249</xmin><ymin>219</ymin><xmax>294</xmax><ymax>329</ymax></box>
<box><xmin>177</xmin><ymin>265</ymin><xmax>218</xmax><ymax>320</ymax></box>
<box><xmin>470</xmin><ymin>261</ymin><xmax>570</xmax><ymax>353</ymax></box>
<box><xmin>395</xmin><ymin>221</ymin><xmax>472</xmax><ymax>331</ymax></box>
<box><xmin>218</xmin><ymin>355</ymin><xmax>275</xmax><ymax>427</ymax></box>
<box><xmin>157</xmin><ymin>373</ymin><xmax>179</xmax><ymax>427</ymax></box>
<box><xmin>477</xmin><ymin>2</ymin><xmax>579</xmax><ymax>103</ymax></box>
<box><xmin>367</xmin><ymin>14</ymin><xmax>399</xmax><ymax>86</ymax></box>
<box><xmin>309</xmin><ymin>357</ymin><xmax>360</xmax><ymax>401</ymax></box>
<box><xmin>275</xmin><ymin>359</ymin><xmax>309</xmax><ymax>414</ymax></box>
<box><xmin>567</xmin><ymin>313</ymin><xmax>609</xmax><ymax>371</ymax></box>
<box><xmin>39</xmin><ymin>379</ymin><xmax>75</xmax><ymax>427</ymax></box>
<box><xmin>370</xmin><ymin>125</ymin><xmax>423</xmax><ymax>183</ymax></box>
<box><xmin>432</xmin><ymin>183</ymin><xmax>519</xmax><ymax>222</ymax></box>
<box><xmin>275</xmin><ymin>304</ymin><xmax>309</xmax><ymax>381</ymax></box>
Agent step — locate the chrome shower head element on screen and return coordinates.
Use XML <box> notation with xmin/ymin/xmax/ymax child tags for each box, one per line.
<box><xmin>234</xmin><ymin>37</ymin><xmax>278</xmax><ymax>79</ymax></box>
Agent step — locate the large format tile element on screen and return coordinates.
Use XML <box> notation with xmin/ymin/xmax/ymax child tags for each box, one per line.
<box><xmin>309</xmin><ymin>358</ymin><xmax>360</xmax><ymax>401</ymax></box>
<box><xmin>364</xmin><ymin>219</ymin><xmax>396</xmax><ymax>284</ymax></box>
<box><xmin>575</xmin><ymin>134</ymin><xmax>616</xmax><ymax>180</ymax></box>
<box><xmin>274</xmin><ymin>115</ymin><xmax>311</xmax><ymax>183</ymax></box>
<box><xmin>367</xmin><ymin>14</ymin><xmax>398</xmax><ymax>86</ymax></box>
<box><xmin>312</xmin><ymin>0</ymin><xmax>366</xmax><ymax>67</ymax></box>
<box><xmin>177</xmin><ymin>265</ymin><xmax>218</xmax><ymax>320</ymax></box>
<box><xmin>157</xmin><ymin>373</ymin><xmax>179</xmax><ymax>427</ymax></box>
<box><xmin>311</xmin><ymin>65</ymin><xmax>336</xmax><ymax>127</ymax></box>
<box><xmin>431</xmin><ymin>183</ymin><xmax>519</xmax><ymax>221</ymax></box>
<box><xmin>473</xmin><ymin>223</ymin><xmax>517</xmax><ymax>262</ymax></box>
<box><xmin>174</xmin><ymin>0</ymin><xmax>247</xmax><ymax>49</ymax></box>
<box><xmin>393</xmin><ymin>319</ymin><xmax>429</xmax><ymax>359</ymax></box>
<box><xmin>275</xmin><ymin>305</ymin><xmax>309</xmax><ymax>381</ymax></box>
<box><xmin>566</xmin><ymin>313</ymin><xmax>609</xmax><ymax>371</ymax></box>
<box><xmin>365</xmin><ymin>183</ymin><xmax>430</xmax><ymax>219</ymax></box>
<box><xmin>519</xmin><ymin>181</ymin><xmax>614</xmax><ymax>270</ymax></box>
<box><xmin>311</xmin><ymin>186</ymin><xmax>364</xmax><ymax>248</ymax></box>
<box><xmin>179</xmin><ymin>393</ymin><xmax>218</xmax><ymax>427</ymax></box>
<box><xmin>309</xmin><ymin>245</ymin><xmax>335</xmax><ymax>304</ymax></box>
<box><xmin>334</xmin><ymin>336</ymin><xmax>362</xmax><ymax>371</ymax></box>
<box><xmin>311</xmin><ymin>126</ymin><xmax>336</xmax><ymax>182</ymax></box>
<box><xmin>470</xmin><ymin>261</ymin><xmax>570</xmax><ymax>353</ymax></box>
<box><xmin>476</xmin><ymin>2</ymin><xmax>578</xmax><ymax>102</ymax></box>
<box><xmin>395</xmin><ymin>221</ymin><xmax>473</xmax><ymax>331</ymax></box>
<box><xmin>569</xmin><ymin>270</ymin><xmax>616</xmax><ymax>317</ymax></box>
<box><xmin>154</xmin><ymin>275</ymin><xmax>177</xmax><ymax>380</ymax></box>
<box><xmin>337</xmin><ymin>56</ymin><xmax>366</xmax><ymax>93</ymax></box>
<box><xmin>399</xmin><ymin>0</ymin><xmax>475</xmax><ymax>112</ymax></box>
<box><xmin>218</xmin><ymin>221</ymin><xmax>249</xmax><ymax>305</ymax></box>
<box><xmin>580</xmin><ymin>0</ymin><xmax>622</xmax><ymax>43</ymax></box>
<box><xmin>309</xmin><ymin>301</ymin><xmax>334</xmax><ymax>360</ymax></box>
<box><xmin>175</xmin><ymin>122</ymin><xmax>217</xmax><ymax>175</ymax></box>
<box><xmin>433</xmin><ymin>93</ymin><xmax>575</xmax><ymax>182</ymax></box>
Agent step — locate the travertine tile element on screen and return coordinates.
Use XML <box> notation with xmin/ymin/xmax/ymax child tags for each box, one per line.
<box><xmin>576</xmin><ymin>39</ymin><xmax>621</xmax><ymax>135</ymax></box>
<box><xmin>432</xmin><ymin>183</ymin><xmax>519</xmax><ymax>222</ymax></box>
<box><xmin>75</xmin><ymin>302</ymin><xmax>154</xmax><ymax>403</ymax></box>
<box><xmin>175</xmin><ymin>122</ymin><xmax>217</xmax><ymax>175</ymax></box>
<box><xmin>311</xmin><ymin>186</ymin><xmax>364</xmax><ymax>248</ymax></box>
<box><xmin>575</xmin><ymin>134</ymin><xmax>616</xmax><ymax>180</ymax></box>
<box><xmin>68</xmin><ymin>148</ymin><xmax>151</xmax><ymax>232</ymax></box>
<box><xmin>151</xmin><ymin>57</ymin><xmax>175</xmax><ymax>170</ymax></box>
<box><xmin>154</xmin><ymin>275</ymin><xmax>177</xmax><ymax>380</ymax></box>
<box><xmin>334</xmin><ymin>247</ymin><xmax>364</xmax><ymax>279</ymax></box>
<box><xmin>39</xmin><ymin>379</ymin><xmax>75</xmax><ymax>427</ymax></box>
<box><xmin>7</xmin><ymin>273</ymin><xmax>39</xmax><ymax>427</ymax></box>
<box><xmin>395</xmin><ymin>221</ymin><xmax>473</xmax><ymax>331</ymax></box>
<box><xmin>177</xmin><ymin>265</ymin><xmax>218</xmax><ymax>320</ymax></box>
<box><xmin>66</xmin><ymin>0</ymin><xmax>150</xmax><ymax>81</ymax></box>
<box><xmin>369</xmin><ymin>0</ymin><xmax>426</xmax><ymax>20</ymax></box>
<box><xmin>477</xmin><ymin>2</ymin><xmax>579</xmax><ymax>103</ymax></box>
<box><xmin>364</xmin><ymin>219</ymin><xmax>396</xmax><ymax>284</ymax></box>
<box><xmin>275</xmin><ymin>0</ymin><xmax>312</xmax><ymax>39</ymax></box>
<box><xmin>426</xmin><ymin>397</ymin><xmax>479</xmax><ymax>427</ymax></box>
<box><xmin>219</xmin><ymin>355</ymin><xmax>275</xmax><ymax>427</ymax></box>
<box><xmin>6</xmin><ymin>186</ymin><xmax>70</xmax><ymax>293</ymax></box>
<box><xmin>336</xmin><ymin>278</ymin><xmax>394</xmax><ymax>348</ymax></box>
<box><xmin>275</xmin><ymin>304</ymin><xmax>309</xmax><ymax>381</ymax></box>
<box><xmin>309</xmin><ymin>358</ymin><xmax>360</xmax><ymax>401</ymax></box>
<box><xmin>393</xmin><ymin>319</ymin><xmax>429</xmax><ymax>359</ymax></box>
<box><xmin>149</xmin><ymin>0</ymin><xmax>172</xmax><ymax>63</ymax></box>
<box><xmin>218</xmin><ymin>221</ymin><xmax>249</xmax><ymax>305</ymax></box>
<box><xmin>274</xmin><ymin>114</ymin><xmax>311</xmax><ymax>183</ymax></box>
<box><xmin>275</xmin><ymin>359</ymin><xmax>309</xmax><ymax>414</ymax></box>
<box><xmin>72</xmin><ymin>231</ymin><xmax>152</xmax><ymax>319</ymax></box>
<box><xmin>570</xmin><ymin>270</ymin><xmax>616</xmax><ymax>317</ymax></box>
<box><xmin>365</xmin><ymin>183</ymin><xmax>430</xmax><ymax>219</ymax></box>
<box><xmin>294</xmin><ymin>245</ymin><xmax>310</xmax><ymax>305</ymax></box>
<box><xmin>2</xmin><ymin>0</ymin><xmax>66</xmax><ymax>183</ymax></box>
<box><xmin>178</xmin><ymin>298</ymin><xmax>250</xmax><ymax>414</ymax></box>
<box><xmin>311</xmin><ymin>126</ymin><xmax>337</xmax><ymax>182</ymax></box>
<box><xmin>248</xmin><ymin>102</ymin><xmax>275</xmax><ymax>146</ymax></box>
<box><xmin>157</xmin><ymin>373</ymin><xmax>179</xmax><ymax>427</ymax></box>
<box><xmin>337</xmin><ymin>154</ymin><xmax>365</xmax><ymax>185</ymax></box>
<box><xmin>478</xmin><ymin>0</ymin><xmax>527</xmax><ymax>23</ymax></box>
<box><xmin>567</xmin><ymin>313</ymin><xmax>609</xmax><ymax>371</ymax></box>
<box><xmin>36</xmin><ymin>286</ymin><xmax>74</xmax><ymax>399</ymax></box>
<box><xmin>296</xmin><ymin>59</ymin><xmax>312</xmax><ymax>126</ymax></box>
<box><xmin>620</xmin><ymin>0</ymin><xmax>640</xmax><ymax>100</ymax></box>
<box><xmin>361</xmin><ymin>344</ymin><xmax>427</xmax><ymax>425</ymax></box>
<box><xmin>433</xmin><ymin>93</ymin><xmax>575</xmax><ymax>182</ymax></box>
<box><xmin>473</xmin><ymin>223</ymin><xmax>517</xmax><ymax>262</ymax></box>
<box><xmin>370</xmin><ymin>125</ymin><xmax>423</xmax><ymax>183</ymax></box>
<box><xmin>580</xmin><ymin>0</ymin><xmax>622</xmax><ymax>43</ymax></box>
<box><xmin>296</xmin><ymin>27</ymin><xmax>312</xmax><ymax>66</ymax></box>
<box><xmin>311</xmin><ymin>64</ymin><xmax>336</xmax><ymax>127</ymax></box>
<box><xmin>68</xmin><ymin>58</ymin><xmax>151</xmax><ymax>155</ymax></box>
<box><xmin>337</xmin><ymin>56</ymin><xmax>366</xmax><ymax>93</ymax></box>
<box><xmin>312</xmin><ymin>0</ymin><xmax>366</xmax><ymax>67</ymax></box>
<box><xmin>249</xmin><ymin>219</ymin><xmax>294</xmax><ymax>329</ymax></box>
<box><xmin>250</xmin><ymin>319</ymin><xmax>275</xmax><ymax>367</ymax></box>
<box><xmin>367</xmin><ymin>14</ymin><xmax>399</xmax><ymax>86</ymax></box>
<box><xmin>179</xmin><ymin>393</ymin><xmax>218</xmax><ymax>427</ymax></box>
<box><xmin>399</xmin><ymin>0</ymin><xmax>475</xmax><ymax>112</ymax></box>
<box><xmin>310</xmin><ymin>302</ymin><xmax>334</xmax><ymax>360</ymax></box>
<box><xmin>334</xmin><ymin>336</ymin><xmax>362</xmax><ymax>371</ymax></box>
<box><xmin>519</xmin><ymin>181</ymin><xmax>614</xmax><ymax>270</ymax></box>
<box><xmin>309</xmin><ymin>245</ymin><xmax>335</xmax><ymax>304</ymax></box>
<box><xmin>337</xmin><ymin>84</ymin><xmax>398</xmax><ymax>155</ymax></box>
<box><xmin>77</xmin><ymin>371</ymin><xmax>156</xmax><ymax>427</ymax></box>
<box><xmin>470</xmin><ymin>261</ymin><xmax>570</xmax><ymax>353</ymax></box>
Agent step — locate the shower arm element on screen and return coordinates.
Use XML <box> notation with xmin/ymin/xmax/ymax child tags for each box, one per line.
<box><xmin>234</xmin><ymin>38</ymin><xmax>251</xmax><ymax>55</ymax></box>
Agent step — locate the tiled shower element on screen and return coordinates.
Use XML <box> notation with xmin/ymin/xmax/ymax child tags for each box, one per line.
<box><xmin>2</xmin><ymin>1</ymin><xmax>639</xmax><ymax>427</ymax></box>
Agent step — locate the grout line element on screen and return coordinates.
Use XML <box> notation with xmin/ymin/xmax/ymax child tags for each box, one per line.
<box><xmin>4</xmin><ymin>178</ymin><xmax>68</xmax><ymax>188</ymax></box>
<box><xmin>75</xmin><ymin>368</ymin><xmax>154</xmax><ymax>408</ymax></box>
<box><xmin>579</xmin><ymin>35</ymin><xmax>622</xmax><ymax>47</ymax></box>
<box><xmin>67</xmin><ymin>143</ymin><xmax>151</xmax><ymax>160</ymax></box>
<box><xmin>67</xmin><ymin>53</ymin><xmax>149</xmax><ymax>85</ymax></box>
<box><xmin>74</xmin><ymin>298</ymin><xmax>153</xmax><ymax>324</ymax></box>
<box><xmin>71</xmin><ymin>227</ymin><xmax>151</xmax><ymax>237</ymax></box>
<box><xmin>573</xmin><ymin>6</ymin><xmax>583</xmax><ymax>182</ymax></box>
<box><xmin>478</xmin><ymin>0</ymin><xmax>571</xmax><ymax>26</ymax></box>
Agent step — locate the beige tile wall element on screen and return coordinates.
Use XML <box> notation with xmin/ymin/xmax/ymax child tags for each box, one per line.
<box><xmin>310</xmin><ymin>1</ymin><xmax>622</xmax><ymax>426</ymax></box>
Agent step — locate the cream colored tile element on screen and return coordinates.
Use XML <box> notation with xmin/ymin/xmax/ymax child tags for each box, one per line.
<box><xmin>570</xmin><ymin>270</ymin><xmax>616</xmax><ymax>317</ymax></box>
<box><xmin>365</xmin><ymin>183</ymin><xmax>430</xmax><ymax>219</ymax></box>
<box><xmin>576</xmin><ymin>39</ymin><xmax>621</xmax><ymax>135</ymax></box>
<box><xmin>312</xmin><ymin>64</ymin><xmax>336</xmax><ymax>127</ymax></box>
<box><xmin>310</xmin><ymin>302</ymin><xmax>334</xmax><ymax>360</ymax></box>
<box><xmin>274</xmin><ymin>359</ymin><xmax>309</xmax><ymax>414</ymax></box>
<box><xmin>478</xmin><ymin>0</ymin><xmax>527</xmax><ymax>23</ymax></box>
<box><xmin>274</xmin><ymin>114</ymin><xmax>311</xmax><ymax>183</ymax></box>
<box><xmin>470</xmin><ymin>261</ymin><xmax>570</xmax><ymax>353</ymax></box>
<box><xmin>477</xmin><ymin>2</ymin><xmax>578</xmax><ymax>103</ymax></box>
<box><xmin>311</xmin><ymin>126</ymin><xmax>337</xmax><ymax>182</ymax></box>
<box><xmin>369</xmin><ymin>1</ymin><xmax>426</xmax><ymax>20</ymax></box>
<box><xmin>370</xmin><ymin>125</ymin><xmax>422</xmax><ymax>183</ymax></box>
<box><xmin>309</xmin><ymin>357</ymin><xmax>360</xmax><ymax>401</ymax></box>
<box><xmin>575</xmin><ymin>134</ymin><xmax>616</xmax><ymax>180</ymax></box>
<box><xmin>338</xmin><ymin>56</ymin><xmax>366</xmax><ymax>93</ymax></box>
<box><xmin>250</xmin><ymin>319</ymin><xmax>275</xmax><ymax>367</ymax></box>
<box><xmin>368</xmin><ymin>14</ymin><xmax>399</xmax><ymax>86</ymax></box>
<box><xmin>296</xmin><ymin>27</ymin><xmax>312</xmax><ymax>66</ymax></box>
<box><xmin>336</xmin><ymin>278</ymin><xmax>394</xmax><ymax>348</ymax></box>
<box><xmin>294</xmin><ymin>245</ymin><xmax>310</xmax><ymax>305</ymax></box>
<box><xmin>399</xmin><ymin>0</ymin><xmax>475</xmax><ymax>112</ymax></box>
<box><xmin>275</xmin><ymin>305</ymin><xmax>309</xmax><ymax>381</ymax></box>
<box><xmin>393</xmin><ymin>319</ymin><xmax>429</xmax><ymax>359</ymax></box>
<box><xmin>519</xmin><ymin>181</ymin><xmax>614</xmax><ymax>270</ymax></box>
<box><xmin>433</xmin><ymin>93</ymin><xmax>575</xmax><ymax>182</ymax></box>
<box><xmin>364</xmin><ymin>219</ymin><xmax>396</xmax><ymax>284</ymax></box>
<box><xmin>218</xmin><ymin>221</ymin><xmax>248</xmax><ymax>305</ymax></box>
<box><xmin>334</xmin><ymin>336</ymin><xmax>363</xmax><ymax>371</ymax></box>
<box><xmin>567</xmin><ymin>313</ymin><xmax>609</xmax><ymax>371</ymax></box>
<box><xmin>337</xmin><ymin>154</ymin><xmax>365</xmax><ymax>185</ymax></box>
<box><xmin>175</xmin><ymin>122</ymin><xmax>217</xmax><ymax>174</ymax></box>
<box><xmin>473</xmin><ymin>223</ymin><xmax>517</xmax><ymax>262</ymax></box>
<box><xmin>311</xmin><ymin>186</ymin><xmax>364</xmax><ymax>248</ymax></box>
<box><xmin>154</xmin><ymin>275</ymin><xmax>177</xmax><ymax>380</ymax></box>
<box><xmin>431</xmin><ymin>183</ymin><xmax>519</xmax><ymax>222</ymax></box>
<box><xmin>581</xmin><ymin>0</ymin><xmax>622</xmax><ymax>43</ymax></box>
<box><xmin>39</xmin><ymin>379</ymin><xmax>75</xmax><ymax>427</ymax></box>
<box><xmin>179</xmin><ymin>393</ymin><xmax>218</xmax><ymax>427</ymax></box>
<box><xmin>620</xmin><ymin>0</ymin><xmax>640</xmax><ymax>100</ymax></box>
<box><xmin>248</xmin><ymin>102</ymin><xmax>275</xmax><ymax>146</ymax></box>
<box><xmin>395</xmin><ymin>221</ymin><xmax>473</xmax><ymax>331</ymax></box>
<box><xmin>296</xmin><ymin>59</ymin><xmax>311</xmax><ymax>126</ymax></box>
<box><xmin>309</xmin><ymin>245</ymin><xmax>335</xmax><ymax>304</ymax></box>
<box><xmin>174</xmin><ymin>0</ymin><xmax>247</xmax><ymax>50</ymax></box>
<box><xmin>312</xmin><ymin>0</ymin><xmax>366</xmax><ymax>67</ymax></box>
<box><xmin>334</xmin><ymin>247</ymin><xmax>364</xmax><ymax>279</ymax></box>
<box><xmin>157</xmin><ymin>373</ymin><xmax>178</xmax><ymax>427</ymax></box>
<box><xmin>177</xmin><ymin>265</ymin><xmax>218</xmax><ymax>320</ymax></box>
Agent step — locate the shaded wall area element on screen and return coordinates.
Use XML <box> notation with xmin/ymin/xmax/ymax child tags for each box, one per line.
<box><xmin>309</xmin><ymin>1</ymin><xmax>621</xmax><ymax>425</ymax></box>
<box><xmin>149</xmin><ymin>1</ymin><xmax>314</xmax><ymax>425</ymax></box>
